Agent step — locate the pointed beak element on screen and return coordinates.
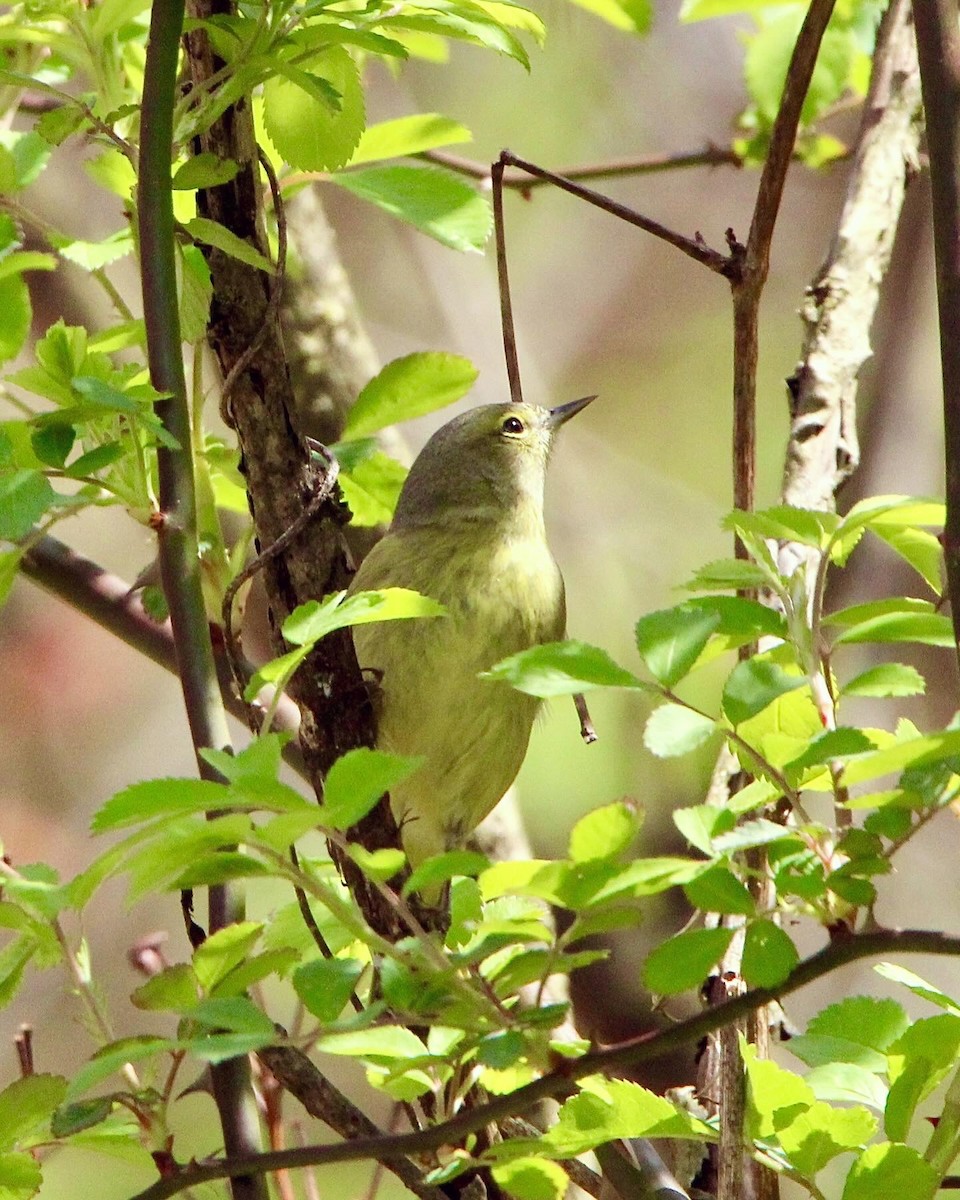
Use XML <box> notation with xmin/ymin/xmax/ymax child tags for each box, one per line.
<box><xmin>547</xmin><ymin>394</ymin><xmax>596</xmax><ymax>429</ymax></box>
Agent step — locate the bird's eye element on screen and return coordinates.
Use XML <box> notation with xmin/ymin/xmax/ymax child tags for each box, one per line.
<box><xmin>501</xmin><ymin>416</ymin><xmax>525</xmax><ymax>435</ymax></box>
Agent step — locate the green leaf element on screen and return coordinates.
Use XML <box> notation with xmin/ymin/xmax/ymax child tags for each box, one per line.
<box><xmin>678</xmin><ymin>0</ymin><xmax>788</xmax><ymax>20</ymax></box>
<box><xmin>785</xmin><ymin>727</ymin><xmax>877</xmax><ymax>774</ymax></box>
<box><xmin>0</xmin><ymin>1074</ymin><xmax>67</xmax><ymax>1152</ymax></box>
<box><xmin>316</xmin><ymin>1025</ymin><xmax>427</xmax><ymax>1062</ymax></box>
<box><xmin>683</xmin><ymin>558</ymin><xmax>773</xmax><ymax>591</ymax></box>
<box><xmin>874</xmin><ymin>963</ymin><xmax>960</xmax><ymax>1013</ymax></box>
<box><xmin>344</xmin><ymin>352</ymin><xmax>478</xmax><ymax>438</ymax></box>
<box><xmin>490</xmin><ymin>1158</ymin><xmax>567</xmax><ymax>1200</ymax></box>
<box><xmin>484</xmin><ymin>640</ymin><xmax>646</xmax><ymax>696</ymax></box>
<box><xmin>778</xmin><ymin>1101</ymin><xmax>876</xmax><ymax>1176</ymax></box>
<box><xmin>30</xmin><ymin>422</ymin><xmax>75</xmax><ymax>468</ymax></box>
<box><xmin>721</xmin><ymin>659</ymin><xmax>806</xmax><ymax>726</ymax></box>
<box><xmin>0</xmin><ymin>1151</ymin><xmax>41</xmax><ymax>1199</ymax></box>
<box><xmin>805</xmin><ymin>1063</ymin><xmax>888</xmax><ymax>1112</ymax></box>
<box><xmin>349</xmin><ymin>113</ymin><xmax>471</xmax><ymax>165</ymax></box>
<box><xmin>188</xmin><ymin>996</ymin><xmax>276</xmax><ymax>1038</ymax></box>
<box><xmin>634</xmin><ymin>603</ymin><xmax>721</xmax><ymax>686</ymax></box>
<box><xmin>673</xmin><ymin>804</ymin><xmax>736</xmax><ymax>855</ymax></box>
<box><xmin>567</xmin><ymin>0</ymin><xmax>651</xmax><ymax>33</ymax></box>
<box><xmin>56</xmin><ymin>229</ymin><xmax>133</xmax><ymax>270</ymax></box>
<box><xmin>832</xmin><ymin>609</ymin><xmax>955</xmax><ymax>647</ymax></box>
<box><xmin>841</xmin><ymin>1143</ymin><xmax>937</xmax><ymax>1200</ymax></box>
<box><xmin>381</xmin><ymin>2</ymin><xmax>532</xmax><ymax>66</ymax></box>
<box><xmin>193</xmin><ymin>922</ymin><xmax>264</xmax><ymax>992</ymax></box>
<box><xmin>544</xmin><ymin>1079</ymin><xmax>712</xmax><ymax>1156</ymax></box>
<box><xmin>0</xmin><ymin>250</ymin><xmax>57</xmax><ymax>283</ymax></box>
<box><xmin>643</xmin><ymin>703</ymin><xmax>716</xmax><ymax>758</ymax></box>
<box><xmin>50</xmin><ymin>1096</ymin><xmax>115</xmax><ymax>1138</ymax></box>
<box><xmin>333</xmin><ymin>165</ymin><xmax>492</xmax><ymax>253</ymax></box>
<box><xmin>91</xmin><ymin>778</ymin><xmax>230</xmax><ymax>832</ymax></box>
<box><xmin>743</xmin><ymin>1044</ymin><xmax>814</xmax><ymax>1139</ymax></box>
<box><xmin>0</xmin><ymin>273</ymin><xmax>31</xmax><ymax>363</ymax></box>
<box><xmin>568</xmin><ymin>802</ymin><xmax>641</xmax><ymax>862</ymax></box>
<box><xmin>283</xmin><ymin>588</ymin><xmax>446</xmax><ymax>646</ymax></box>
<box><xmin>263</xmin><ymin>46</ymin><xmax>364</xmax><ymax>171</ymax></box>
<box><xmin>184</xmin><ymin>217</ymin><xmax>274</xmax><ymax>273</ymax></box>
<box><xmin>293</xmin><ymin>957</ymin><xmax>365</xmax><ymax>1022</ymax></box>
<box><xmin>725</xmin><ymin>505</ymin><xmax>838</xmax><ymax>548</ymax></box>
<box><xmin>884</xmin><ymin>1014</ymin><xmax>960</xmax><ymax>1139</ymax></box>
<box><xmin>349</xmin><ymin>845</ymin><xmax>406</xmax><ymax>882</ymax></box>
<box><xmin>172</xmin><ymin>152</ymin><xmax>240</xmax><ymax>190</ymax></box>
<box><xmin>841</xmin><ymin>663</ymin><xmax>926</xmax><ymax>698</ymax></box>
<box><xmin>873</xmin><ymin>525</ymin><xmax>943</xmax><ymax>593</ymax></box>
<box><xmin>683</xmin><ymin>865</ymin><xmax>755</xmax><ymax>915</ymax></box>
<box><xmin>403</xmin><ymin>850</ymin><xmax>488</xmax><ymax>897</ymax></box>
<box><xmin>741</xmin><ymin>918</ymin><xmax>798</xmax><ymax>987</ymax></box>
<box><xmin>338</xmin><ymin>451</ymin><xmax>407</xmax><ymax>526</ymax></box>
<box><xmin>0</xmin><ymin>469</ymin><xmax>56</xmax><ymax>538</ymax></box>
<box><xmin>840</xmin><ymin>728</ymin><xmax>960</xmax><ymax>787</ymax></box>
<box><xmin>321</xmin><ymin>747</ymin><xmax>422</xmax><ymax>829</ymax></box>
<box><xmin>789</xmin><ymin>997</ymin><xmax>909</xmax><ymax>1070</ymax></box>
<box><xmin>746</xmin><ymin>16</ymin><xmax>853</xmax><ymax>127</ymax></box>
<box><xmin>643</xmin><ymin>927</ymin><xmax>734</xmax><ymax>995</ymax></box>
<box><xmin>131</xmin><ymin>964</ymin><xmax>199</xmax><ymax>1012</ymax></box>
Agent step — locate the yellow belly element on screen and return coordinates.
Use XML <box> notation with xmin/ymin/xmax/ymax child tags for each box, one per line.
<box><xmin>350</xmin><ymin>525</ymin><xmax>565</xmax><ymax>864</ymax></box>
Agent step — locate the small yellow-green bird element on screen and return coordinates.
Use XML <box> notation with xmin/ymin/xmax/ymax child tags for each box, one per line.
<box><xmin>349</xmin><ymin>398</ymin><xmax>593</xmax><ymax>868</ymax></box>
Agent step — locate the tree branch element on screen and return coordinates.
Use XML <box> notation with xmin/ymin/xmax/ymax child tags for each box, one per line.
<box><xmin>497</xmin><ymin>150</ymin><xmax>733</xmax><ymax>277</ymax></box>
<box><xmin>731</xmin><ymin>0</ymin><xmax>839</xmax><ymax>525</ymax></box>
<box><xmin>17</xmin><ymin>534</ymin><xmax>307</xmax><ymax>777</ymax></box>
<box><xmin>129</xmin><ymin>926</ymin><xmax>960</xmax><ymax>1200</ymax></box>
<box><xmin>424</xmin><ymin>144</ymin><xmax>742</xmax><ymax>187</ymax></box>
<box><xmin>139</xmin><ymin>5</ymin><xmax>266</xmax><ymax>1197</ymax></box>
<box><xmin>912</xmin><ymin>0</ymin><xmax>960</xmax><ymax>657</ymax></box>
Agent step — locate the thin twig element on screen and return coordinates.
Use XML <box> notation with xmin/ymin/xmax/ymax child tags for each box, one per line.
<box><xmin>221</xmin><ymin>448</ymin><xmax>339</xmax><ymax>700</ymax></box>
<box><xmin>497</xmin><ymin>150</ymin><xmax>733</xmax><ymax>278</ymax></box>
<box><xmin>426</xmin><ymin>144</ymin><xmax>742</xmax><ymax>187</ymax></box>
<box><xmin>491</xmin><ymin>156</ymin><xmax>523</xmax><ymax>405</ymax></box>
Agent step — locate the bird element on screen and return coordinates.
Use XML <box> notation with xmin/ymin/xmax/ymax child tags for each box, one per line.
<box><xmin>347</xmin><ymin>397</ymin><xmax>593</xmax><ymax>870</ymax></box>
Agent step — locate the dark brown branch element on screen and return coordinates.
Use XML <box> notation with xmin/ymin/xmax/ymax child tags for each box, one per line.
<box><xmin>490</xmin><ymin>157</ymin><xmax>524</xmax><ymax>405</ymax></box>
<box><xmin>425</xmin><ymin>144</ymin><xmax>742</xmax><ymax>187</ymax></box>
<box><xmin>912</xmin><ymin>0</ymin><xmax>960</xmax><ymax>657</ymax></box>
<box><xmin>497</xmin><ymin>150</ymin><xmax>733</xmax><ymax>278</ymax></box>
<box><xmin>18</xmin><ymin>534</ymin><xmax>308</xmax><ymax>777</ymax></box>
<box><xmin>130</xmin><ymin>927</ymin><xmax>960</xmax><ymax>1200</ymax></box>
<box><xmin>731</xmin><ymin>0</ymin><xmax>839</xmax><ymax>526</ymax></box>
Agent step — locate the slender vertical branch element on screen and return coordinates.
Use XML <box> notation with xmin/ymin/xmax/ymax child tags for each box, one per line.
<box><xmin>912</xmin><ymin>0</ymin><xmax>960</xmax><ymax>664</ymax></box>
<box><xmin>138</xmin><ymin>6</ymin><xmax>267</xmax><ymax>1198</ymax></box>
<box><xmin>731</xmin><ymin>0</ymin><xmax>839</xmax><ymax>526</ymax></box>
<box><xmin>491</xmin><ymin>156</ymin><xmax>524</xmax><ymax>405</ymax></box>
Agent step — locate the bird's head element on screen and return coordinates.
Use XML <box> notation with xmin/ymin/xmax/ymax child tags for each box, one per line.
<box><xmin>391</xmin><ymin>397</ymin><xmax>595</xmax><ymax>532</ymax></box>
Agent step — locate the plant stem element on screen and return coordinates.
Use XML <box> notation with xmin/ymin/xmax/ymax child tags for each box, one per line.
<box><xmin>138</xmin><ymin>4</ymin><xmax>267</xmax><ymax>1197</ymax></box>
